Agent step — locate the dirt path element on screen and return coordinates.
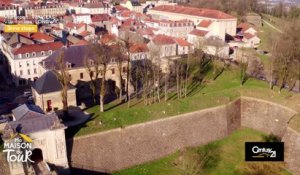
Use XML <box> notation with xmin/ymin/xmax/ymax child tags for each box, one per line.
<box><xmin>263</xmin><ymin>19</ymin><xmax>283</xmax><ymax>33</ymax></box>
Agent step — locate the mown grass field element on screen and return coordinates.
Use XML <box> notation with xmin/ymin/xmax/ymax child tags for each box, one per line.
<box><xmin>66</xmin><ymin>67</ymin><xmax>299</xmax><ymax>138</ymax></box>
<box><xmin>113</xmin><ymin>128</ymin><xmax>291</xmax><ymax>175</ymax></box>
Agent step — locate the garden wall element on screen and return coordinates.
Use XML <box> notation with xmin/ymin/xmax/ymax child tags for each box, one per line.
<box><xmin>67</xmin><ymin>97</ymin><xmax>300</xmax><ymax>174</ymax></box>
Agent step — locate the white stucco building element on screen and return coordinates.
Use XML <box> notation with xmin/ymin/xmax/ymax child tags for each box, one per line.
<box><xmin>0</xmin><ymin>6</ymin><xmax>17</xmax><ymax>17</ymax></box>
<box><xmin>148</xmin><ymin>5</ymin><xmax>237</xmax><ymax>41</ymax></box>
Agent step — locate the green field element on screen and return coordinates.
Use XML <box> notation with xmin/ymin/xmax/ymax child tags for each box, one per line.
<box><xmin>66</xmin><ymin>68</ymin><xmax>299</xmax><ymax>138</ymax></box>
<box><xmin>114</xmin><ymin>128</ymin><xmax>291</xmax><ymax>175</ymax></box>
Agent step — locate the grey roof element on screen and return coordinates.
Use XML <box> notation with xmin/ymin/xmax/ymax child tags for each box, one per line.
<box><xmin>5</xmin><ymin>104</ymin><xmax>64</xmax><ymax>134</ymax></box>
<box><xmin>42</xmin><ymin>45</ymin><xmax>103</xmax><ymax>70</ymax></box>
<box><xmin>12</xmin><ymin>104</ymin><xmax>44</xmax><ymax>121</ymax></box>
<box><xmin>4</xmin><ymin>113</ymin><xmax>63</xmax><ymax>134</ymax></box>
<box><xmin>32</xmin><ymin>70</ymin><xmax>74</xmax><ymax>94</ymax></box>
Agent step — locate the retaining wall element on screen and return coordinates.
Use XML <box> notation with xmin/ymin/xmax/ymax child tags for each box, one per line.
<box><xmin>67</xmin><ymin>97</ymin><xmax>300</xmax><ymax>174</ymax></box>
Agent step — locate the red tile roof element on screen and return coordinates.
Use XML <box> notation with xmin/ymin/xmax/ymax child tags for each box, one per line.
<box><xmin>243</xmin><ymin>33</ymin><xmax>255</xmax><ymax>40</ymax></box>
<box><xmin>238</xmin><ymin>23</ymin><xmax>257</xmax><ymax>33</ymax></box>
<box><xmin>198</xmin><ymin>20</ymin><xmax>212</xmax><ymax>28</ymax></box>
<box><xmin>189</xmin><ymin>29</ymin><xmax>209</xmax><ymax>37</ymax></box>
<box><xmin>74</xmin><ymin>40</ymin><xmax>89</xmax><ymax>46</ymax></box>
<box><xmin>13</xmin><ymin>42</ymin><xmax>64</xmax><ymax>55</ymax></box>
<box><xmin>174</xmin><ymin>38</ymin><xmax>192</xmax><ymax>47</ymax></box>
<box><xmin>100</xmin><ymin>33</ymin><xmax>117</xmax><ymax>45</ymax></box>
<box><xmin>91</xmin><ymin>14</ymin><xmax>110</xmax><ymax>22</ymax></box>
<box><xmin>115</xmin><ymin>5</ymin><xmax>130</xmax><ymax>12</ymax></box>
<box><xmin>152</xmin><ymin>34</ymin><xmax>175</xmax><ymax>45</ymax></box>
<box><xmin>79</xmin><ymin>31</ymin><xmax>91</xmax><ymax>37</ymax></box>
<box><xmin>151</xmin><ymin>5</ymin><xmax>235</xmax><ymax>19</ymax></box>
<box><xmin>31</xmin><ymin>32</ymin><xmax>54</xmax><ymax>42</ymax></box>
<box><xmin>129</xmin><ymin>43</ymin><xmax>149</xmax><ymax>53</ymax></box>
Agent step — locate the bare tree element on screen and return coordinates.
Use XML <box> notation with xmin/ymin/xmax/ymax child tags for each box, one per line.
<box><xmin>91</xmin><ymin>44</ymin><xmax>111</xmax><ymax>112</ymax></box>
<box><xmin>55</xmin><ymin>52</ymin><xmax>71</xmax><ymax>118</ymax></box>
<box><xmin>84</xmin><ymin>45</ymin><xmax>102</xmax><ymax>104</ymax></box>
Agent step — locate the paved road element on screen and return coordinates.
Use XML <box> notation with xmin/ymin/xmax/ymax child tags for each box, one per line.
<box><xmin>263</xmin><ymin>19</ymin><xmax>283</xmax><ymax>33</ymax></box>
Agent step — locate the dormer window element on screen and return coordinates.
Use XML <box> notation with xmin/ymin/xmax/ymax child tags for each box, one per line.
<box><xmin>66</xmin><ymin>62</ymin><xmax>72</xmax><ymax>69</ymax></box>
<box><xmin>32</xmin><ymin>52</ymin><xmax>36</xmax><ymax>57</ymax></box>
<box><xmin>26</xmin><ymin>53</ymin><xmax>29</xmax><ymax>58</ymax></box>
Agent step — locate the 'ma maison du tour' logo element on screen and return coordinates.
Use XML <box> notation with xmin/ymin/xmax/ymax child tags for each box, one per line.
<box><xmin>2</xmin><ymin>133</ymin><xmax>35</xmax><ymax>163</ymax></box>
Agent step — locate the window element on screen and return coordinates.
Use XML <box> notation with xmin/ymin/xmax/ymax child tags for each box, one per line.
<box><xmin>122</xmin><ymin>67</ymin><xmax>126</xmax><ymax>73</ymax></box>
<box><xmin>33</xmin><ymin>60</ymin><xmax>36</xmax><ymax>66</ymax></box>
<box><xmin>19</xmin><ymin>70</ymin><xmax>23</xmax><ymax>75</ymax></box>
<box><xmin>48</xmin><ymin>50</ymin><xmax>52</xmax><ymax>55</ymax></box>
<box><xmin>27</xmin><ymin>69</ymin><xmax>30</xmax><ymax>75</ymax></box>
<box><xmin>90</xmin><ymin>71</ymin><xmax>94</xmax><ymax>77</ymax></box>
<box><xmin>26</xmin><ymin>53</ymin><xmax>29</xmax><ymax>58</ymax></box>
<box><xmin>34</xmin><ymin>68</ymin><xmax>37</xmax><ymax>74</ymax></box>
<box><xmin>32</xmin><ymin>52</ymin><xmax>36</xmax><ymax>57</ymax></box>
<box><xmin>19</xmin><ymin>62</ymin><xmax>22</xmax><ymax>68</ymax></box>
<box><xmin>80</xmin><ymin>72</ymin><xmax>83</xmax><ymax>79</ymax></box>
<box><xmin>27</xmin><ymin>61</ymin><xmax>30</xmax><ymax>67</ymax></box>
<box><xmin>111</xmin><ymin>68</ymin><xmax>115</xmax><ymax>74</ymax></box>
<box><xmin>41</xmin><ymin>51</ymin><xmax>45</xmax><ymax>56</ymax></box>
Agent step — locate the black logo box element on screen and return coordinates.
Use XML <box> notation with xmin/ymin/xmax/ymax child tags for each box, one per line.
<box><xmin>245</xmin><ymin>142</ymin><xmax>284</xmax><ymax>161</ymax></box>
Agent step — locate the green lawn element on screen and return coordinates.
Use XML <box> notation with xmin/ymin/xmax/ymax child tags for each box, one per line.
<box><xmin>114</xmin><ymin>128</ymin><xmax>291</xmax><ymax>175</ymax></box>
<box><xmin>66</xmin><ymin>68</ymin><xmax>298</xmax><ymax>138</ymax></box>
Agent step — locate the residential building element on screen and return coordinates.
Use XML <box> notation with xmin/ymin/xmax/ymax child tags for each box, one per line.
<box><xmin>39</xmin><ymin>45</ymin><xmax>133</xmax><ymax>94</ymax></box>
<box><xmin>71</xmin><ymin>13</ymin><xmax>92</xmax><ymax>24</ymax></box>
<box><xmin>120</xmin><ymin>0</ymin><xmax>143</xmax><ymax>13</ymax></box>
<box><xmin>156</xmin><ymin>19</ymin><xmax>194</xmax><ymax>38</ymax></box>
<box><xmin>129</xmin><ymin>43</ymin><xmax>149</xmax><ymax>61</ymax></box>
<box><xmin>0</xmin><ymin>6</ymin><xmax>17</xmax><ymax>17</ymax></box>
<box><xmin>187</xmin><ymin>29</ymin><xmax>210</xmax><ymax>47</ymax></box>
<box><xmin>25</xmin><ymin>4</ymin><xmax>67</xmax><ymax>17</ymax></box>
<box><xmin>68</xmin><ymin>3</ymin><xmax>109</xmax><ymax>14</ymax></box>
<box><xmin>174</xmin><ymin>38</ymin><xmax>193</xmax><ymax>55</ymax></box>
<box><xmin>148</xmin><ymin>34</ymin><xmax>177</xmax><ymax>57</ymax></box>
<box><xmin>203</xmin><ymin>36</ymin><xmax>230</xmax><ymax>58</ymax></box>
<box><xmin>0</xmin><ymin>37</ymin><xmax>63</xmax><ymax>86</ymax></box>
<box><xmin>32</xmin><ymin>70</ymin><xmax>76</xmax><ymax>112</ymax></box>
<box><xmin>148</xmin><ymin>5</ymin><xmax>237</xmax><ymax>41</ymax></box>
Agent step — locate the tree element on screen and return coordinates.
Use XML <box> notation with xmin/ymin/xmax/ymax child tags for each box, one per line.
<box><xmin>91</xmin><ymin>44</ymin><xmax>111</xmax><ymax>112</ymax></box>
<box><xmin>55</xmin><ymin>52</ymin><xmax>71</xmax><ymax>118</ymax></box>
<box><xmin>272</xmin><ymin>21</ymin><xmax>300</xmax><ymax>92</ymax></box>
<box><xmin>84</xmin><ymin>45</ymin><xmax>102</xmax><ymax>104</ymax></box>
<box><xmin>112</xmin><ymin>42</ymin><xmax>125</xmax><ymax>102</ymax></box>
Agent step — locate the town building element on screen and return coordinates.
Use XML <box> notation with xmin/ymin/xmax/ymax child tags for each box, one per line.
<box><xmin>156</xmin><ymin>19</ymin><xmax>194</xmax><ymax>38</ymax></box>
<box><xmin>38</xmin><ymin>45</ymin><xmax>134</xmax><ymax>95</ymax></box>
<box><xmin>148</xmin><ymin>5</ymin><xmax>237</xmax><ymax>41</ymax></box>
<box><xmin>0</xmin><ymin>6</ymin><xmax>17</xmax><ymax>17</ymax></box>
<box><xmin>68</xmin><ymin>2</ymin><xmax>109</xmax><ymax>14</ymax></box>
<box><xmin>148</xmin><ymin>34</ymin><xmax>177</xmax><ymax>58</ymax></box>
<box><xmin>1</xmin><ymin>104</ymin><xmax>69</xmax><ymax>175</ymax></box>
<box><xmin>32</xmin><ymin>70</ymin><xmax>77</xmax><ymax>112</ymax></box>
<box><xmin>0</xmin><ymin>34</ymin><xmax>64</xmax><ymax>86</ymax></box>
<box><xmin>25</xmin><ymin>4</ymin><xmax>67</xmax><ymax>17</ymax></box>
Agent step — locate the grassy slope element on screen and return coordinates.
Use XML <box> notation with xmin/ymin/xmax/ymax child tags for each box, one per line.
<box><xmin>114</xmin><ymin>128</ymin><xmax>291</xmax><ymax>175</ymax></box>
<box><xmin>67</xmin><ymin>68</ymin><xmax>300</xmax><ymax>138</ymax></box>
